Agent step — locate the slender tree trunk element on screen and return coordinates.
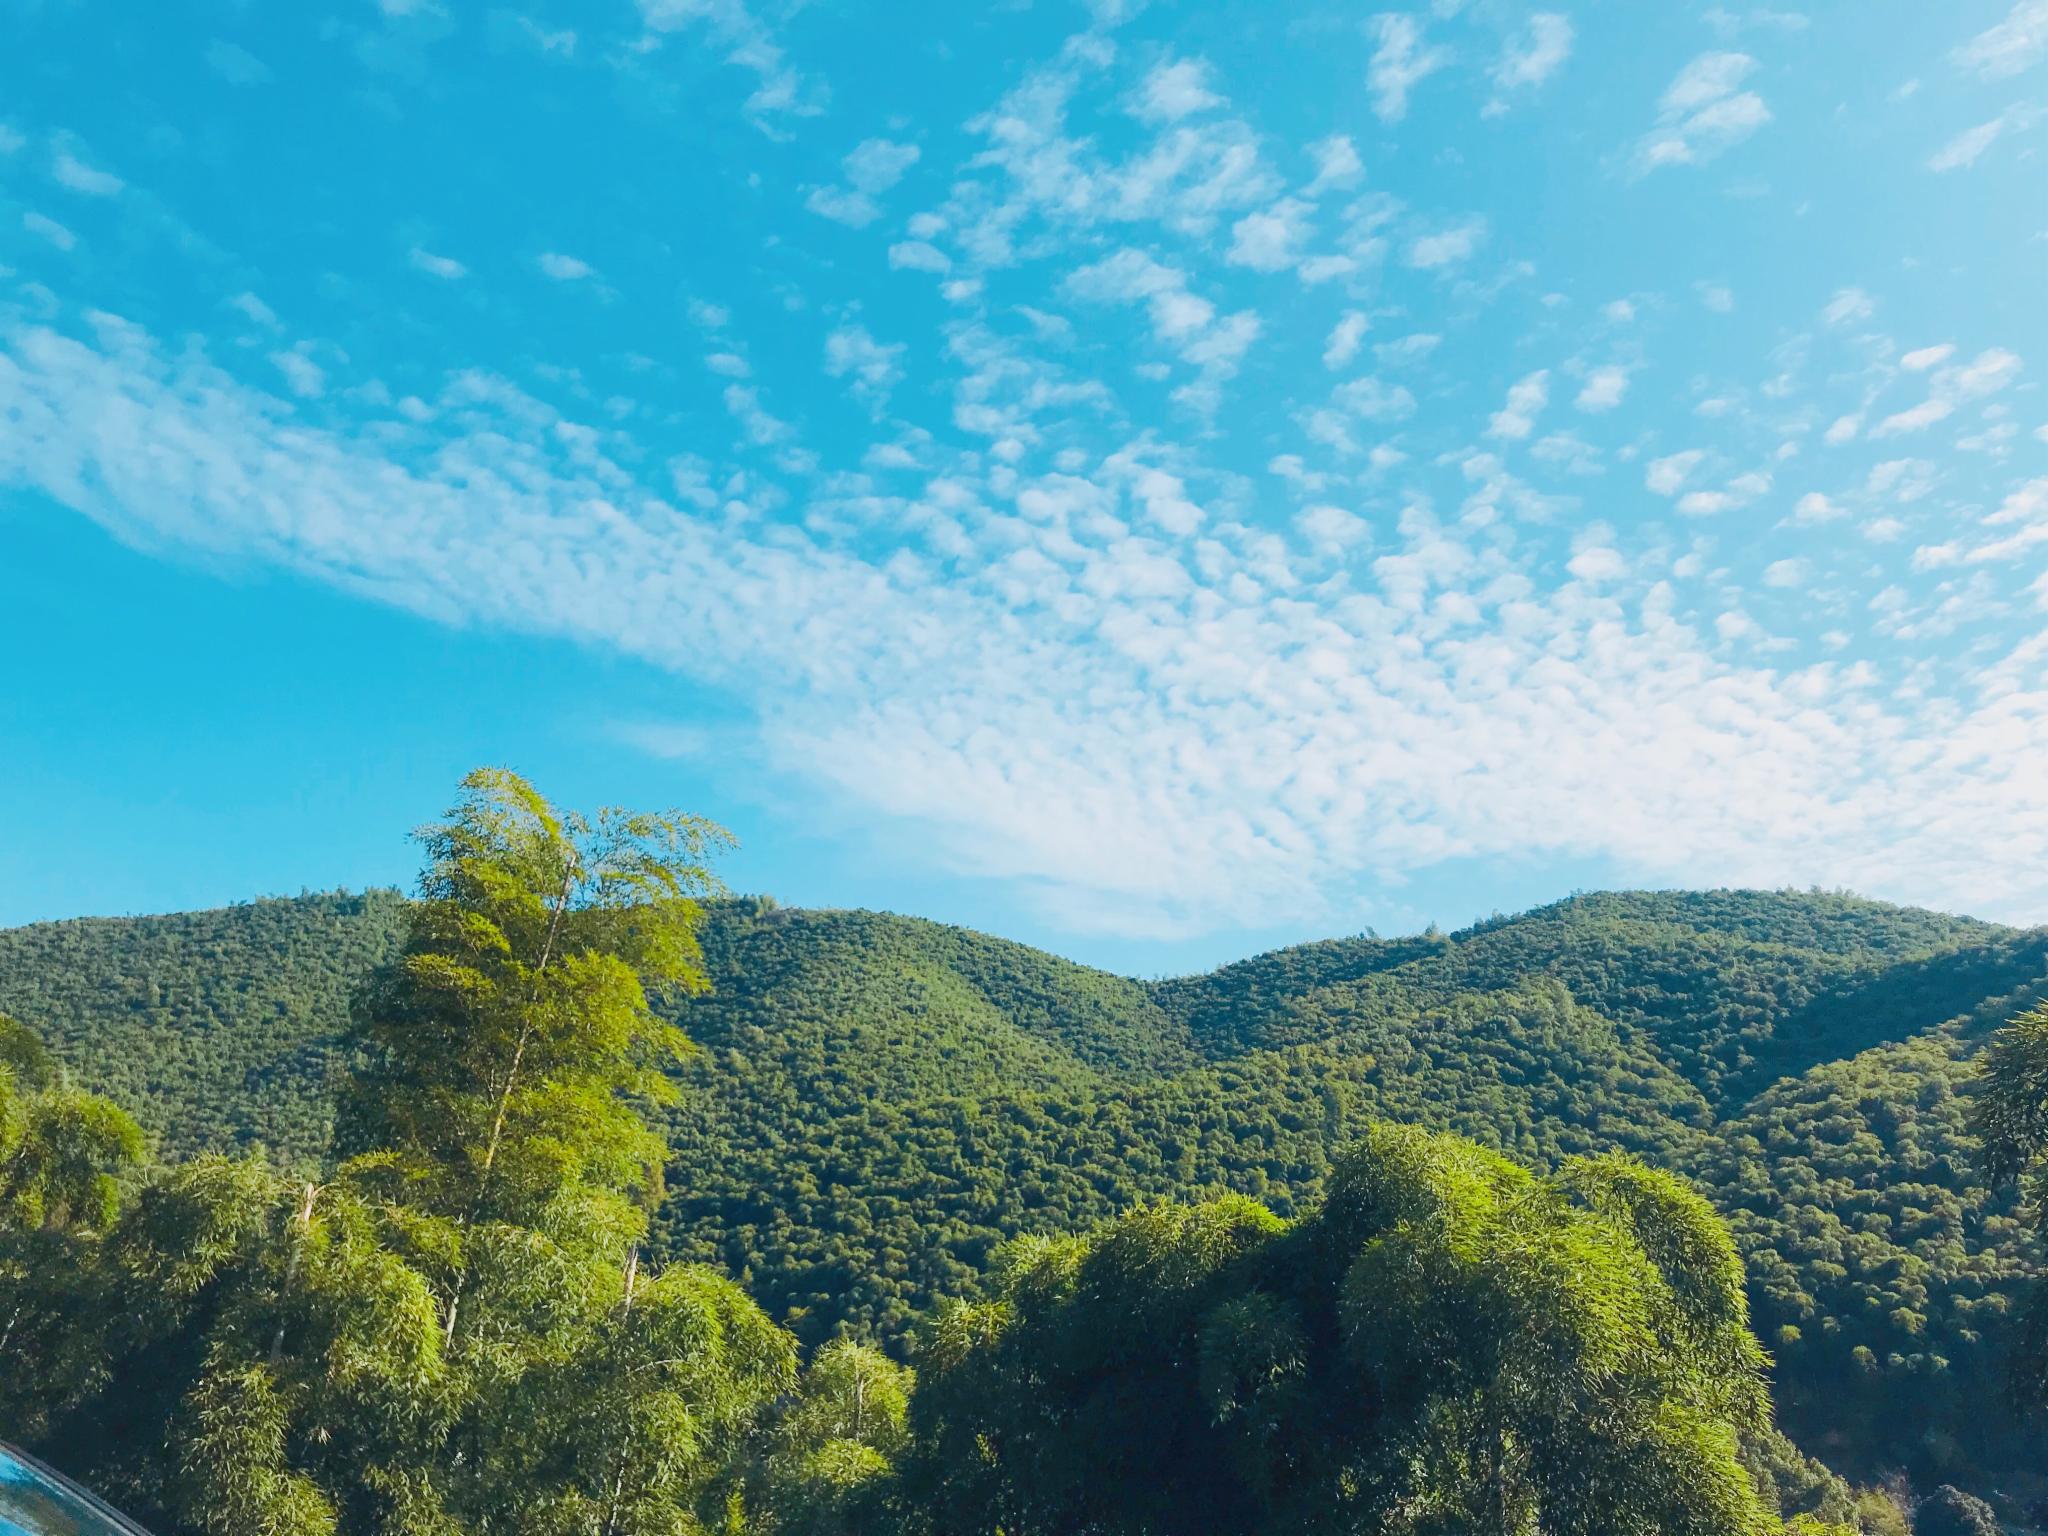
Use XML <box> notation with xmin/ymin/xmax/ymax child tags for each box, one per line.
<box><xmin>268</xmin><ymin>1181</ymin><xmax>320</xmax><ymax>1369</ymax></box>
<box><xmin>1490</xmin><ymin>1417</ymin><xmax>1509</xmax><ymax>1536</ymax></box>
<box><xmin>601</xmin><ymin>1249</ymin><xmax>641</xmax><ymax>1536</ymax></box>
<box><xmin>442</xmin><ymin>870</ymin><xmax>576</xmax><ymax>1346</ymax></box>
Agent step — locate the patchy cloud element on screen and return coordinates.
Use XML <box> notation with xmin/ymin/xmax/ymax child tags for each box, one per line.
<box><xmin>1368</xmin><ymin>13</ymin><xmax>1448</xmax><ymax>124</ymax></box>
<box><xmin>1634</xmin><ymin>52</ymin><xmax>1771</xmax><ymax>172</ymax></box>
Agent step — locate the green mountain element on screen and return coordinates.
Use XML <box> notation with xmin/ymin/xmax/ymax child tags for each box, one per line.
<box><xmin>3</xmin><ymin>887</ymin><xmax>2044</xmax><ymax>1482</ymax></box>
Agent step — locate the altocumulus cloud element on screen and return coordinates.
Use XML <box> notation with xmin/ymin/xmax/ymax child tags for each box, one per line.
<box><xmin>5</xmin><ymin>306</ymin><xmax>2048</xmax><ymax>938</ymax></box>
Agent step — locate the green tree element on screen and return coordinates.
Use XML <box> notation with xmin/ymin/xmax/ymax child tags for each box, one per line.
<box><xmin>1914</xmin><ymin>1485</ymin><xmax>2002</xmax><ymax>1536</ymax></box>
<box><xmin>1971</xmin><ymin>1001</ymin><xmax>2048</xmax><ymax>1413</ymax></box>
<box><xmin>0</xmin><ymin>1010</ymin><xmax>146</xmax><ymax>1439</ymax></box>
<box><xmin>757</xmin><ymin>1339</ymin><xmax>914</xmax><ymax>1535</ymax></box>
<box><xmin>94</xmin><ymin>768</ymin><xmax>790</xmax><ymax>1536</ymax></box>
<box><xmin>900</xmin><ymin>1122</ymin><xmax>1782</xmax><ymax>1536</ymax></box>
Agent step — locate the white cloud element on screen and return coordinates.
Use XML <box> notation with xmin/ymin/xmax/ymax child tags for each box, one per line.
<box><xmin>1901</xmin><ymin>343</ymin><xmax>1955</xmax><ymax>371</ymax></box>
<box><xmin>1065</xmin><ymin>249</ymin><xmax>1260</xmax><ymax>407</ymax></box>
<box><xmin>1324</xmin><ymin>311</ymin><xmax>1368</xmax><ymax>370</ymax></box>
<box><xmin>804</xmin><ymin>186</ymin><xmax>879</xmax><ymax>226</ymax></box>
<box><xmin>721</xmin><ymin>382</ymin><xmax>788</xmax><ymax>445</ymax></box>
<box><xmin>823</xmin><ymin>324</ymin><xmax>905</xmax><ymax>414</ymax></box>
<box><xmin>22</xmin><ymin>212</ymin><xmax>76</xmax><ymax>250</ymax></box>
<box><xmin>1487</xmin><ymin>370</ymin><xmax>1550</xmax><ymax>440</ymax></box>
<box><xmin>52</xmin><ymin>150</ymin><xmax>123</xmax><ymax>197</ymax></box>
<box><xmin>1930</xmin><ymin>111</ymin><xmax>2015</xmax><ymax>171</ymax></box>
<box><xmin>1793</xmin><ymin>492</ymin><xmax>1845</xmax><ymax>523</ymax></box>
<box><xmin>1647</xmin><ymin>450</ymin><xmax>1706</xmax><ymax>496</ymax></box>
<box><xmin>205</xmin><ymin>40</ymin><xmax>273</xmax><ymax>86</ymax></box>
<box><xmin>1490</xmin><ymin>13</ymin><xmax>1574</xmax><ymax>102</ymax></box>
<box><xmin>635</xmin><ymin>0</ymin><xmax>822</xmax><ymax>129</ymax></box>
<box><xmin>1067</xmin><ymin>249</ymin><xmax>1212</xmax><ymax>339</ymax></box>
<box><xmin>1762</xmin><ymin>557</ymin><xmax>1806</xmax><ymax>587</ymax></box>
<box><xmin>1305</xmin><ymin>134</ymin><xmax>1364</xmax><ymax>194</ymax></box>
<box><xmin>1635</xmin><ymin>52</ymin><xmax>1771</xmax><ymax>172</ymax></box>
<box><xmin>1823</xmin><ymin>287</ymin><xmax>1875</xmax><ymax>326</ymax></box>
<box><xmin>1873</xmin><ymin>347</ymin><xmax>2023</xmax><ymax>435</ymax></box>
<box><xmin>844</xmin><ymin>137</ymin><xmax>920</xmax><ymax>193</ymax></box>
<box><xmin>1297</xmin><ymin>502</ymin><xmax>1370</xmax><ymax>548</ymax></box>
<box><xmin>1131</xmin><ymin>58</ymin><xmax>1222</xmax><ymax>122</ymax></box>
<box><xmin>1567</xmin><ymin>544</ymin><xmax>1627</xmax><ymax>582</ymax></box>
<box><xmin>538</xmin><ymin>251</ymin><xmax>593</xmax><ymax>280</ymax></box>
<box><xmin>806</xmin><ymin>138</ymin><xmax>920</xmax><ymax>227</ymax></box>
<box><xmin>409</xmin><ymin>247</ymin><xmax>467</xmax><ymax>280</ymax></box>
<box><xmin>1576</xmin><ymin>366</ymin><xmax>1629</xmax><ymax>413</ymax></box>
<box><xmin>1405</xmin><ymin>217</ymin><xmax>1487</xmax><ymax>269</ymax></box>
<box><xmin>1950</xmin><ymin>347</ymin><xmax>2024</xmax><ymax>396</ymax></box>
<box><xmin>11</xmin><ymin>310</ymin><xmax>2048</xmax><ymax>937</ymax></box>
<box><xmin>1227</xmin><ymin>197</ymin><xmax>1316</xmax><ymax>270</ymax></box>
<box><xmin>1953</xmin><ymin>0</ymin><xmax>2048</xmax><ymax>79</ymax></box>
<box><xmin>1368</xmin><ymin>13</ymin><xmax>1448</xmax><ymax>124</ymax></box>
<box><xmin>1955</xmin><ymin>477</ymin><xmax>2048</xmax><ymax>564</ymax></box>
<box><xmin>1704</xmin><ymin>7</ymin><xmax>1810</xmax><ymax>34</ymax></box>
<box><xmin>269</xmin><ymin>349</ymin><xmax>326</xmax><ymax>398</ymax></box>
<box><xmin>888</xmin><ymin>240</ymin><xmax>951</xmax><ymax>274</ymax></box>
<box><xmin>229</xmin><ymin>293</ymin><xmax>277</xmax><ymax>327</ymax></box>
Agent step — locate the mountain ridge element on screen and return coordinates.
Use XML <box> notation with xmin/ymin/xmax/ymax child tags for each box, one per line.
<box><xmin>3</xmin><ymin>884</ymin><xmax>2046</xmax><ymax>1479</ymax></box>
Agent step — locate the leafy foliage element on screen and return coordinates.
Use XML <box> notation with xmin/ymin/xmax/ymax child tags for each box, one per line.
<box><xmin>1972</xmin><ymin>1002</ymin><xmax>2048</xmax><ymax>1419</ymax></box>
<box><xmin>897</xmin><ymin>1125</ymin><xmax>1782</xmax><ymax>1536</ymax></box>
<box><xmin>5</xmin><ymin>885</ymin><xmax>2047</xmax><ymax>1492</ymax></box>
<box><xmin>4</xmin><ymin>773</ymin><xmax>797</xmax><ymax>1536</ymax></box>
<box><xmin>1915</xmin><ymin>1484</ymin><xmax>2003</xmax><ymax>1536</ymax></box>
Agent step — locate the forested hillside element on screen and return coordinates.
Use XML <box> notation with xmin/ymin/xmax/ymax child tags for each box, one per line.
<box><xmin>4</xmin><ymin>886</ymin><xmax>2046</xmax><ymax>1486</ymax></box>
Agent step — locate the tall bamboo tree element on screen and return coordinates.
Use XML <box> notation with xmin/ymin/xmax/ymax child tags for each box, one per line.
<box><xmin>154</xmin><ymin>768</ymin><xmax>789</xmax><ymax>1536</ymax></box>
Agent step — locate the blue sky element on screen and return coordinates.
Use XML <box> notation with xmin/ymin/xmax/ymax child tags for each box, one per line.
<box><xmin>3</xmin><ymin>0</ymin><xmax>2046</xmax><ymax>974</ymax></box>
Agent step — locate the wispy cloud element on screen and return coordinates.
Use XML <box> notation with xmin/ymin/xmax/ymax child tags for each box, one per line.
<box><xmin>1487</xmin><ymin>370</ymin><xmax>1550</xmax><ymax>440</ymax></box>
<box><xmin>1929</xmin><ymin>105</ymin><xmax>2037</xmax><ymax>171</ymax></box>
<box><xmin>823</xmin><ymin>323</ymin><xmax>905</xmax><ymax>415</ymax></box>
<box><xmin>12</xmin><ymin>308</ymin><xmax>2048</xmax><ymax>935</ymax></box>
<box><xmin>204</xmin><ymin>39</ymin><xmax>274</xmax><ymax>86</ymax></box>
<box><xmin>1129</xmin><ymin>57</ymin><xmax>1222</xmax><ymax>123</ymax></box>
<box><xmin>1486</xmin><ymin>12</ymin><xmax>1573</xmax><ymax>113</ymax></box>
<box><xmin>1305</xmin><ymin>134</ymin><xmax>1363</xmax><ymax>195</ymax></box>
<box><xmin>22</xmin><ymin>211</ymin><xmax>76</xmax><ymax>250</ymax></box>
<box><xmin>806</xmin><ymin>138</ymin><xmax>920</xmax><ymax>227</ymax></box>
<box><xmin>1634</xmin><ymin>52</ymin><xmax>1771</xmax><ymax>172</ymax></box>
<box><xmin>634</xmin><ymin>0</ymin><xmax>824</xmax><ymax>130</ymax></box>
<box><xmin>1405</xmin><ymin>217</ymin><xmax>1487</xmax><ymax>269</ymax></box>
<box><xmin>1953</xmin><ymin>0</ymin><xmax>2048</xmax><ymax>79</ymax></box>
<box><xmin>1575</xmin><ymin>366</ymin><xmax>1629</xmax><ymax>413</ymax></box>
<box><xmin>1323</xmin><ymin>311</ymin><xmax>1368</xmax><ymax>369</ymax></box>
<box><xmin>1226</xmin><ymin>197</ymin><xmax>1316</xmax><ymax>271</ymax></box>
<box><xmin>1368</xmin><ymin>13</ymin><xmax>1448</xmax><ymax>125</ymax></box>
<box><xmin>52</xmin><ymin>149</ymin><xmax>124</xmax><ymax>197</ymax></box>
<box><xmin>408</xmin><ymin>246</ymin><xmax>467</xmax><ymax>280</ymax></box>
<box><xmin>537</xmin><ymin>251</ymin><xmax>593</xmax><ymax>280</ymax></box>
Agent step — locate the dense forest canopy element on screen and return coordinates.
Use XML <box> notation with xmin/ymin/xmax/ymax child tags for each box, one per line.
<box><xmin>3</xmin><ymin>789</ymin><xmax>2047</xmax><ymax>1531</ymax></box>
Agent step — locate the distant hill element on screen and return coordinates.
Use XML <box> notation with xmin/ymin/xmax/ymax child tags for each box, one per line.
<box><xmin>3</xmin><ymin>886</ymin><xmax>2045</xmax><ymax>1482</ymax></box>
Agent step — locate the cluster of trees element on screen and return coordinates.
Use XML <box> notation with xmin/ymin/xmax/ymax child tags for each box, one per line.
<box><xmin>1</xmin><ymin>772</ymin><xmax>909</xmax><ymax>1534</ymax></box>
<box><xmin>6</xmin><ymin>799</ymin><xmax>2048</xmax><ymax>1512</ymax></box>
<box><xmin>11</xmin><ymin>782</ymin><xmax>2019</xmax><ymax>1534</ymax></box>
<box><xmin>0</xmin><ymin>888</ymin><xmax>410</xmax><ymax>1170</ymax></box>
